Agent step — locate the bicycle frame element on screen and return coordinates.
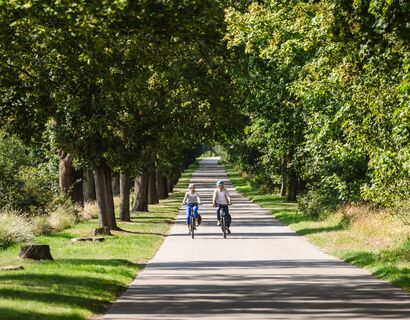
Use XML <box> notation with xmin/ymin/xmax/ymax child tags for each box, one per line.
<box><xmin>187</xmin><ymin>203</ymin><xmax>198</xmax><ymax>239</ymax></box>
<box><xmin>219</xmin><ymin>204</ymin><xmax>229</xmax><ymax>239</ymax></box>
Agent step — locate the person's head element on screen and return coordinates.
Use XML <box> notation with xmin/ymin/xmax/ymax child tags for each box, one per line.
<box><xmin>216</xmin><ymin>180</ymin><xmax>224</xmax><ymax>190</ymax></box>
<box><xmin>188</xmin><ymin>183</ymin><xmax>195</xmax><ymax>193</ymax></box>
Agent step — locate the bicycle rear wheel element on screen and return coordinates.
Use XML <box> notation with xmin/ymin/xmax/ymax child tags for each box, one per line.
<box><xmin>221</xmin><ymin>215</ymin><xmax>226</xmax><ymax>239</ymax></box>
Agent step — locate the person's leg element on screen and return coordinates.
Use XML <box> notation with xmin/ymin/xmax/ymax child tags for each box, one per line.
<box><xmin>186</xmin><ymin>206</ymin><xmax>192</xmax><ymax>225</ymax></box>
<box><xmin>193</xmin><ymin>204</ymin><xmax>199</xmax><ymax>219</ymax></box>
<box><xmin>216</xmin><ymin>205</ymin><xmax>221</xmax><ymax>222</ymax></box>
<box><xmin>193</xmin><ymin>204</ymin><xmax>199</xmax><ymax>227</ymax></box>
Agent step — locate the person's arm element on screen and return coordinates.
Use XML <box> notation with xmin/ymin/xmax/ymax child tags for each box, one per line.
<box><xmin>196</xmin><ymin>193</ymin><xmax>202</xmax><ymax>205</ymax></box>
<box><xmin>225</xmin><ymin>190</ymin><xmax>232</xmax><ymax>205</ymax></box>
<box><xmin>182</xmin><ymin>192</ymin><xmax>187</xmax><ymax>205</ymax></box>
<box><xmin>212</xmin><ymin>190</ymin><xmax>217</xmax><ymax>206</ymax></box>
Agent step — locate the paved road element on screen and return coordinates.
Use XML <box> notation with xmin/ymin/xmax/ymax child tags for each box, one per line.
<box><xmin>104</xmin><ymin>158</ymin><xmax>409</xmax><ymax>320</ymax></box>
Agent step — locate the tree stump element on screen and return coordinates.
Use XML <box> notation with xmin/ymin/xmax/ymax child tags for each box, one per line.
<box><xmin>71</xmin><ymin>237</ymin><xmax>105</xmax><ymax>243</ymax></box>
<box><xmin>19</xmin><ymin>245</ymin><xmax>53</xmax><ymax>260</ymax></box>
<box><xmin>92</xmin><ymin>227</ymin><xmax>111</xmax><ymax>236</ymax></box>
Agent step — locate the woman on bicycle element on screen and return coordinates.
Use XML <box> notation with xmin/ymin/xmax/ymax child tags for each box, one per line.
<box><xmin>182</xmin><ymin>183</ymin><xmax>201</xmax><ymax>233</ymax></box>
<box><xmin>212</xmin><ymin>180</ymin><xmax>232</xmax><ymax>233</ymax></box>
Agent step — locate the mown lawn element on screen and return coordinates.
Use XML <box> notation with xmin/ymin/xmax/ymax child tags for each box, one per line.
<box><xmin>225</xmin><ymin>163</ymin><xmax>410</xmax><ymax>292</ymax></box>
<box><xmin>0</xmin><ymin>163</ymin><xmax>198</xmax><ymax>320</ymax></box>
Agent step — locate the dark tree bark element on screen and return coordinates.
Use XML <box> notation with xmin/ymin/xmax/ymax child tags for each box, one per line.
<box><xmin>132</xmin><ymin>171</ymin><xmax>149</xmax><ymax>212</ymax></box>
<box><xmin>167</xmin><ymin>175</ymin><xmax>177</xmax><ymax>193</ymax></box>
<box><xmin>58</xmin><ymin>151</ymin><xmax>73</xmax><ymax>195</ymax></box>
<box><xmin>19</xmin><ymin>245</ymin><xmax>53</xmax><ymax>260</ymax></box>
<box><xmin>280</xmin><ymin>178</ymin><xmax>287</xmax><ymax>197</ymax></box>
<box><xmin>93</xmin><ymin>168</ymin><xmax>109</xmax><ymax>228</ymax></box>
<box><xmin>280</xmin><ymin>155</ymin><xmax>287</xmax><ymax>197</ymax></box>
<box><xmin>112</xmin><ymin>173</ymin><xmax>120</xmax><ymax>196</ymax></box>
<box><xmin>59</xmin><ymin>151</ymin><xmax>83</xmax><ymax>204</ymax></box>
<box><xmin>286</xmin><ymin>169</ymin><xmax>298</xmax><ymax>202</ymax></box>
<box><xmin>83</xmin><ymin>170</ymin><xmax>96</xmax><ymax>202</ymax></box>
<box><xmin>148</xmin><ymin>164</ymin><xmax>159</xmax><ymax>204</ymax></box>
<box><xmin>71</xmin><ymin>169</ymin><xmax>84</xmax><ymax>205</ymax></box>
<box><xmin>119</xmin><ymin>172</ymin><xmax>131</xmax><ymax>221</ymax></box>
<box><xmin>103</xmin><ymin>166</ymin><xmax>118</xmax><ymax>230</ymax></box>
<box><xmin>157</xmin><ymin>171</ymin><xmax>169</xmax><ymax>199</ymax></box>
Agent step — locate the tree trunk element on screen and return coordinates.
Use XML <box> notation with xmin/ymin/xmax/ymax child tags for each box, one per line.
<box><xmin>83</xmin><ymin>170</ymin><xmax>96</xmax><ymax>202</ymax></box>
<box><xmin>148</xmin><ymin>164</ymin><xmax>159</xmax><ymax>204</ymax></box>
<box><xmin>119</xmin><ymin>172</ymin><xmax>131</xmax><ymax>221</ymax></box>
<box><xmin>58</xmin><ymin>151</ymin><xmax>83</xmax><ymax>204</ymax></box>
<box><xmin>132</xmin><ymin>171</ymin><xmax>149</xmax><ymax>212</ymax></box>
<box><xmin>280</xmin><ymin>155</ymin><xmax>287</xmax><ymax>196</ymax></box>
<box><xmin>71</xmin><ymin>169</ymin><xmax>84</xmax><ymax>205</ymax></box>
<box><xmin>19</xmin><ymin>245</ymin><xmax>53</xmax><ymax>260</ymax></box>
<box><xmin>167</xmin><ymin>176</ymin><xmax>176</xmax><ymax>193</ymax></box>
<box><xmin>112</xmin><ymin>173</ymin><xmax>120</xmax><ymax>197</ymax></box>
<box><xmin>58</xmin><ymin>151</ymin><xmax>73</xmax><ymax>196</ymax></box>
<box><xmin>157</xmin><ymin>171</ymin><xmax>169</xmax><ymax>199</ymax></box>
<box><xmin>280</xmin><ymin>178</ymin><xmax>287</xmax><ymax>197</ymax></box>
<box><xmin>286</xmin><ymin>169</ymin><xmax>298</xmax><ymax>201</ymax></box>
<box><xmin>93</xmin><ymin>168</ymin><xmax>109</xmax><ymax>228</ymax></box>
<box><xmin>103</xmin><ymin>166</ymin><xmax>118</xmax><ymax>230</ymax></box>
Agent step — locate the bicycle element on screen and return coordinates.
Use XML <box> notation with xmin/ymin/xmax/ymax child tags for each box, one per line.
<box><xmin>187</xmin><ymin>203</ymin><xmax>199</xmax><ymax>239</ymax></box>
<box><xmin>219</xmin><ymin>204</ymin><xmax>231</xmax><ymax>239</ymax></box>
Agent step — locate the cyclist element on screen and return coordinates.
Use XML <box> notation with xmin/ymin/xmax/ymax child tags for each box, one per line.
<box><xmin>182</xmin><ymin>183</ymin><xmax>201</xmax><ymax>233</ymax></box>
<box><xmin>212</xmin><ymin>180</ymin><xmax>232</xmax><ymax>233</ymax></box>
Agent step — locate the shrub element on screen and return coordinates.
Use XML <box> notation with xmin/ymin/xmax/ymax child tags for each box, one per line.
<box><xmin>392</xmin><ymin>200</ymin><xmax>410</xmax><ymax>226</ymax></box>
<box><xmin>47</xmin><ymin>198</ymin><xmax>80</xmax><ymax>232</ymax></box>
<box><xmin>82</xmin><ymin>202</ymin><xmax>99</xmax><ymax>220</ymax></box>
<box><xmin>31</xmin><ymin>215</ymin><xmax>52</xmax><ymax>236</ymax></box>
<box><xmin>0</xmin><ymin>132</ymin><xmax>59</xmax><ymax>213</ymax></box>
<box><xmin>298</xmin><ymin>189</ymin><xmax>337</xmax><ymax>218</ymax></box>
<box><xmin>0</xmin><ymin>209</ymin><xmax>34</xmax><ymax>249</ymax></box>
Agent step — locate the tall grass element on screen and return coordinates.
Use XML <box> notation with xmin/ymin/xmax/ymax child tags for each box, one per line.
<box><xmin>0</xmin><ymin>209</ymin><xmax>34</xmax><ymax>249</ymax></box>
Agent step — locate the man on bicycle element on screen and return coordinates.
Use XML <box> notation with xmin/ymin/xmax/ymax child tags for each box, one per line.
<box><xmin>212</xmin><ymin>180</ymin><xmax>232</xmax><ymax>233</ymax></box>
<box><xmin>182</xmin><ymin>183</ymin><xmax>201</xmax><ymax>233</ymax></box>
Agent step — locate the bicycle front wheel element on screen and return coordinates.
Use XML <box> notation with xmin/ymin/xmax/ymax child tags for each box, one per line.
<box><xmin>221</xmin><ymin>216</ymin><xmax>226</xmax><ymax>239</ymax></box>
<box><xmin>190</xmin><ymin>214</ymin><xmax>195</xmax><ymax>239</ymax></box>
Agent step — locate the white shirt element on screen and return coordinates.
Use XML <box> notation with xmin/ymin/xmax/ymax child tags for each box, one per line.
<box><xmin>213</xmin><ymin>189</ymin><xmax>230</xmax><ymax>205</ymax></box>
<box><xmin>183</xmin><ymin>191</ymin><xmax>201</xmax><ymax>204</ymax></box>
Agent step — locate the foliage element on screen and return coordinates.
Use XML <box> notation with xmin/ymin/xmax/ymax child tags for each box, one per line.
<box><xmin>224</xmin><ymin>0</ymin><xmax>410</xmax><ymax>209</ymax></box>
<box><xmin>0</xmin><ymin>132</ymin><xmax>58</xmax><ymax>213</ymax></box>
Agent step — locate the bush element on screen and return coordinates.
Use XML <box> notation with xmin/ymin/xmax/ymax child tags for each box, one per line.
<box><xmin>0</xmin><ymin>132</ymin><xmax>59</xmax><ymax>213</ymax></box>
<box><xmin>31</xmin><ymin>198</ymin><xmax>82</xmax><ymax>235</ymax></box>
<box><xmin>47</xmin><ymin>198</ymin><xmax>80</xmax><ymax>232</ymax></box>
<box><xmin>82</xmin><ymin>202</ymin><xmax>99</xmax><ymax>220</ymax></box>
<box><xmin>298</xmin><ymin>193</ymin><xmax>336</xmax><ymax>218</ymax></box>
<box><xmin>0</xmin><ymin>209</ymin><xmax>34</xmax><ymax>249</ymax></box>
<box><xmin>31</xmin><ymin>215</ymin><xmax>52</xmax><ymax>236</ymax></box>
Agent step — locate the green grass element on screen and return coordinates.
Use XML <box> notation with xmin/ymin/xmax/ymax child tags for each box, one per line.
<box><xmin>0</xmin><ymin>161</ymin><xmax>199</xmax><ymax>320</ymax></box>
<box><xmin>225</xmin><ymin>163</ymin><xmax>410</xmax><ymax>292</ymax></box>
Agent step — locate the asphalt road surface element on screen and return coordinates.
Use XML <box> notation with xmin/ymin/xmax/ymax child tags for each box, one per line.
<box><xmin>104</xmin><ymin>158</ymin><xmax>409</xmax><ymax>320</ymax></box>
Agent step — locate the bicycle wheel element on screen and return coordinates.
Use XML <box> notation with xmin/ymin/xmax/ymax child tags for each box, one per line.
<box><xmin>221</xmin><ymin>215</ymin><xmax>226</xmax><ymax>239</ymax></box>
<box><xmin>190</xmin><ymin>213</ymin><xmax>195</xmax><ymax>239</ymax></box>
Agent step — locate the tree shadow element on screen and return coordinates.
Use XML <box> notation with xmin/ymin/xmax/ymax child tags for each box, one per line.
<box><xmin>105</xmin><ymin>259</ymin><xmax>410</xmax><ymax>319</ymax></box>
<box><xmin>0</xmin><ymin>259</ymin><xmax>139</xmax><ymax>319</ymax></box>
<box><xmin>345</xmin><ymin>251</ymin><xmax>410</xmax><ymax>290</ymax></box>
<box><xmin>0</xmin><ymin>308</ymin><xmax>83</xmax><ymax>320</ymax></box>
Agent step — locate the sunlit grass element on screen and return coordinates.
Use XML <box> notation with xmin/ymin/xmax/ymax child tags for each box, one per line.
<box><xmin>225</xmin><ymin>163</ymin><xmax>410</xmax><ymax>292</ymax></box>
<box><xmin>0</xmin><ymin>161</ymin><xmax>199</xmax><ymax>320</ymax></box>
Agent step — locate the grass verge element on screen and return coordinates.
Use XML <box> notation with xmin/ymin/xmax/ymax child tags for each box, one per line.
<box><xmin>0</xmin><ymin>162</ymin><xmax>199</xmax><ymax>320</ymax></box>
<box><xmin>224</xmin><ymin>163</ymin><xmax>410</xmax><ymax>292</ymax></box>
